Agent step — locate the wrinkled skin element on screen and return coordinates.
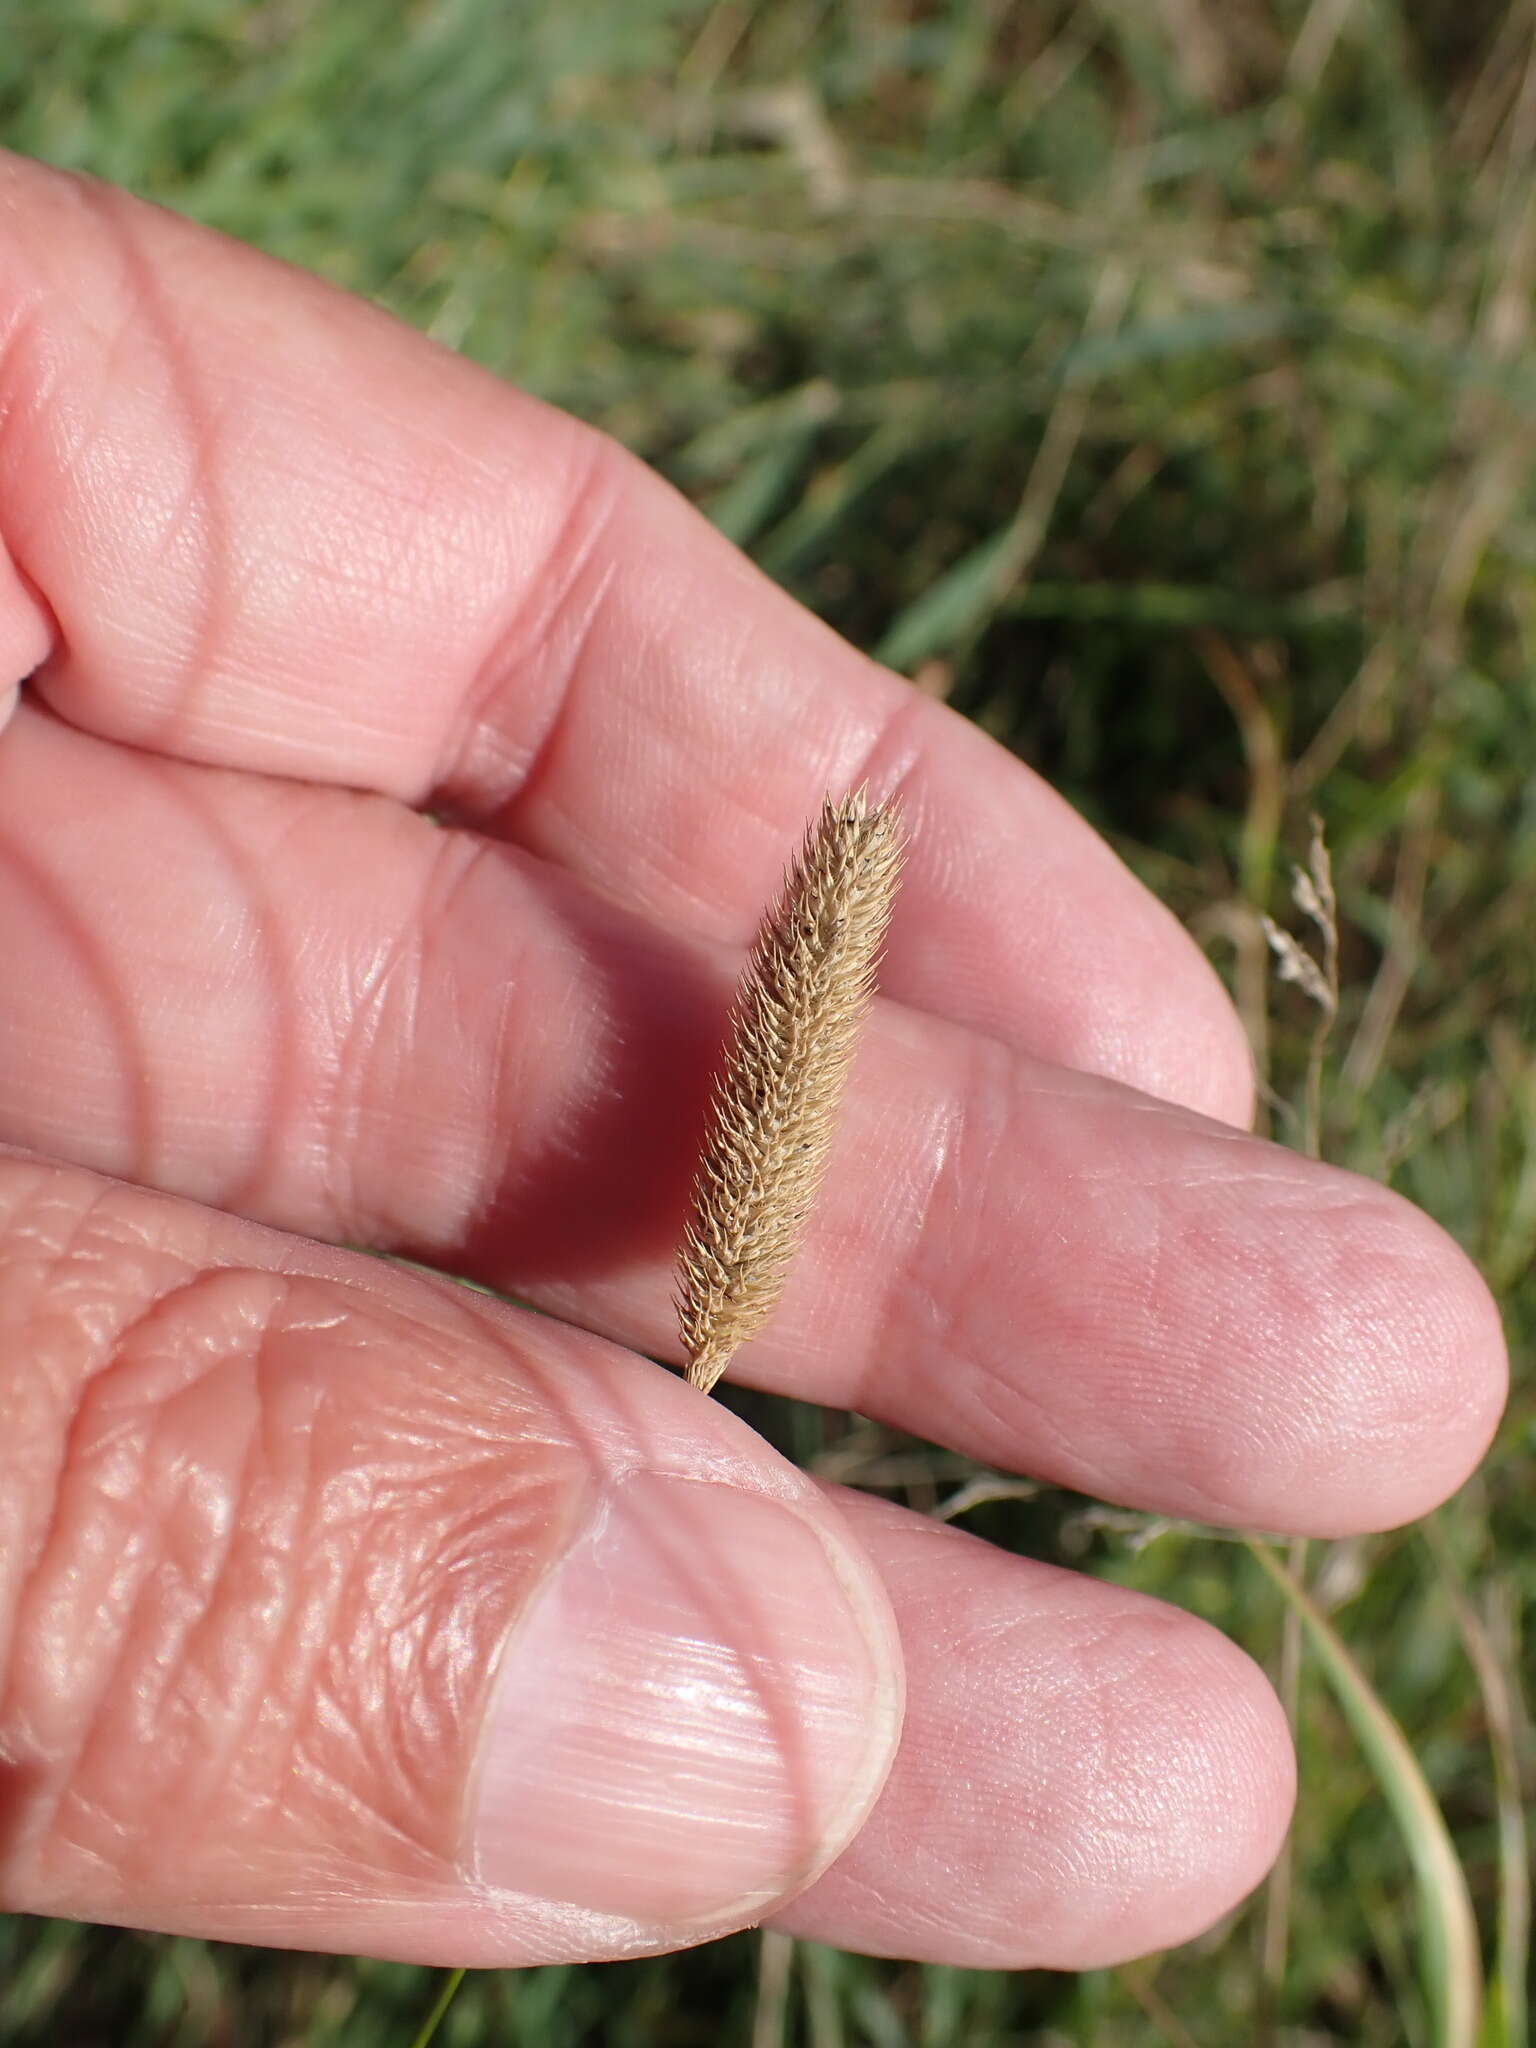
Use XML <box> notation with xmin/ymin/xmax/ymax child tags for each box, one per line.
<box><xmin>0</xmin><ymin>153</ymin><xmax>1506</xmax><ymax>1969</ymax></box>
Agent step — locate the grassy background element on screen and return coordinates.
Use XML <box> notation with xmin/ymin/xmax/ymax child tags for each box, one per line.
<box><xmin>1</xmin><ymin>1</ymin><xmax>1533</xmax><ymax>2041</ymax></box>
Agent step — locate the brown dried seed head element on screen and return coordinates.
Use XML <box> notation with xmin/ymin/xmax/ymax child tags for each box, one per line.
<box><xmin>676</xmin><ymin>789</ymin><xmax>905</xmax><ymax>1394</ymax></box>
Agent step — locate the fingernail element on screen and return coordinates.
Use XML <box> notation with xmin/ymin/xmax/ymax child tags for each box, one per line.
<box><xmin>468</xmin><ymin>1470</ymin><xmax>900</xmax><ymax>1929</ymax></box>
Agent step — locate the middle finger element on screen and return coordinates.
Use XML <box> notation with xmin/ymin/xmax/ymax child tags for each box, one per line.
<box><xmin>0</xmin><ymin>706</ymin><xmax>1505</xmax><ymax>1534</ymax></box>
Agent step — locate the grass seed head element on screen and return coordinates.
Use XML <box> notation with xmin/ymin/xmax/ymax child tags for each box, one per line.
<box><xmin>676</xmin><ymin>789</ymin><xmax>905</xmax><ymax>1394</ymax></box>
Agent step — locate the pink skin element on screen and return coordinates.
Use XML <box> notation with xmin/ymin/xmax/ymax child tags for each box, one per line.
<box><xmin>0</xmin><ymin>154</ymin><xmax>1508</xmax><ymax>1967</ymax></box>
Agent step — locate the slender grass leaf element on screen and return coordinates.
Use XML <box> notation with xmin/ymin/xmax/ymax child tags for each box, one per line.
<box><xmin>1248</xmin><ymin>1540</ymin><xmax>1483</xmax><ymax>2048</ymax></box>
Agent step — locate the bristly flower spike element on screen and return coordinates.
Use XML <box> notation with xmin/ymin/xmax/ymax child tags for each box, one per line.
<box><xmin>676</xmin><ymin>789</ymin><xmax>904</xmax><ymax>1395</ymax></box>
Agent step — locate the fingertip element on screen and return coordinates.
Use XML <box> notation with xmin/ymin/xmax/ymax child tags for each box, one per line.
<box><xmin>774</xmin><ymin>1504</ymin><xmax>1295</xmax><ymax>1969</ymax></box>
<box><xmin>1111</xmin><ymin>919</ymin><xmax>1256</xmax><ymax>1128</ymax></box>
<box><xmin>1079</xmin><ymin>1607</ymin><xmax>1297</xmax><ymax>1965</ymax></box>
<box><xmin>869</xmin><ymin>705</ymin><xmax>1259</xmax><ymax>1124</ymax></box>
<box><xmin>1291</xmin><ymin>1183</ymin><xmax>1508</xmax><ymax>1536</ymax></box>
<box><xmin>1079</xmin><ymin>1132</ymin><xmax>1508</xmax><ymax>1539</ymax></box>
<box><xmin>984</xmin><ymin>1600</ymin><xmax>1296</xmax><ymax>1970</ymax></box>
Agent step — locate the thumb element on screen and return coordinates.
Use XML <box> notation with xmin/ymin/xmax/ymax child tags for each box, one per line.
<box><xmin>0</xmin><ymin>1156</ymin><xmax>902</xmax><ymax>1965</ymax></box>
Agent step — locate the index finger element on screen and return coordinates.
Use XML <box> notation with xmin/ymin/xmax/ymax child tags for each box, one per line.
<box><xmin>0</xmin><ymin>152</ymin><xmax>1251</xmax><ymax>1122</ymax></box>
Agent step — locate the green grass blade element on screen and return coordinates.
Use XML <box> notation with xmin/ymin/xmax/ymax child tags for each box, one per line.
<box><xmin>1420</xmin><ymin>1522</ymin><xmax>1530</xmax><ymax>2048</ymax></box>
<box><xmin>752</xmin><ymin>1931</ymin><xmax>795</xmax><ymax>2048</ymax></box>
<box><xmin>404</xmin><ymin>1967</ymin><xmax>466</xmax><ymax>2048</ymax></box>
<box><xmin>1247</xmin><ymin>1540</ymin><xmax>1483</xmax><ymax>2048</ymax></box>
<box><xmin>875</xmin><ymin>523</ymin><xmax>1019</xmax><ymax>672</ymax></box>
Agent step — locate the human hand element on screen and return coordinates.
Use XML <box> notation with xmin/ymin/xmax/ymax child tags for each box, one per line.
<box><xmin>0</xmin><ymin>153</ymin><xmax>1505</xmax><ymax>1970</ymax></box>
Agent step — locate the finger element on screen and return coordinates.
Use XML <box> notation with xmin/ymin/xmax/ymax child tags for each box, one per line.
<box><xmin>0</xmin><ymin>151</ymin><xmax>1250</xmax><ymax>1121</ymax></box>
<box><xmin>773</xmin><ymin>1490</ymin><xmax>1295</xmax><ymax>1967</ymax></box>
<box><xmin>0</xmin><ymin>710</ymin><xmax>1505</xmax><ymax>1534</ymax></box>
<box><xmin>0</xmin><ymin>1152</ymin><xmax>901</xmax><ymax>1965</ymax></box>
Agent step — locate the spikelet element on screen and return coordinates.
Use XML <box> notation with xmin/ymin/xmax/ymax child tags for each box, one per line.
<box><xmin>677</xmin><ymin>789</ymin><xmax>904</xmax><ymax>1394</ymax></box>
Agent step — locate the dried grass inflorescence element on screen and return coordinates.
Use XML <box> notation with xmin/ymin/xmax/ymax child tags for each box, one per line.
<box><xmin>677</xmin><ymin>789</ymin><xmax>905</xmax><ymax>1394</ymax></box>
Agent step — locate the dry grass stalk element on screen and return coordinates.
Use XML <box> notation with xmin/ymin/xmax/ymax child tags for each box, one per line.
<box><xmin>677</xmin><ymin>789</ymin><xmax>904</xmax><ymax>1394</ymax></box>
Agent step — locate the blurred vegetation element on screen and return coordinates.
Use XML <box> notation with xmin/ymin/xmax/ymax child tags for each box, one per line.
<box><xmin>1</xmin><ymin>0</ymin><xmax>1533</xmax><ymax>2042</ymax></box>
